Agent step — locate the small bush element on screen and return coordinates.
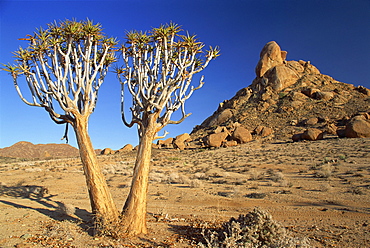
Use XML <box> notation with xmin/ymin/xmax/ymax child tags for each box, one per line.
<box><xmin>249</xmin><ymin>169</ymin><xmax>265</xmax><ymax>181</ymax></box>
<box><xmin>199</xmin><ymin>208</ymin><xmax>310</xmax><ymax>248</ymax></box>
<box><xmin>315</xmin><ymin>164</ymin><xmax>333</xmax><ymax>178</ymax></box>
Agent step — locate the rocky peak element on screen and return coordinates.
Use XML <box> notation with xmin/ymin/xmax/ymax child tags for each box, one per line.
<box><xmin>255</xmin><ymin>41</ymin><xmax>287</xmax><ymax>78</ymax></box>
<box><xmin>190</xmin><ymin>41</ymin><xmax>370</xmax><ymax>145</ymax></box>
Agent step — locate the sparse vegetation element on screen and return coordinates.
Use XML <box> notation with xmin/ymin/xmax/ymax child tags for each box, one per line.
<box><xmin>199</xmin><ymin>208</ymin><xmax>310</xmax><ymax>248</ymax></box>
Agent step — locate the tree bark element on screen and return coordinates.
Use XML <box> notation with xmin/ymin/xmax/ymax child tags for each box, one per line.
<box><xmin>73</xmin><ymin>115</ymin><xmax>119</xmax><ymax>226</ymax></box>
<box><xmin>122</xmin><ymin>113</ymin><xmax>157</xmax><ymax>235</ymax></box>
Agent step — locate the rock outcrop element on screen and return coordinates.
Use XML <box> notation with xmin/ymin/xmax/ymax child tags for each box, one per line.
<box><xmin>190</xmin><ymin>41</ymin><xmax>370</xmax><ymax>145</ymax></box>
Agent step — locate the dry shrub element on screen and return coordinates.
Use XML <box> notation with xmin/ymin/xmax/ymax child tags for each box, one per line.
<box><xmin>315</xmin><ymin>164</ymin><xmax>333</xmax><ymax>178</ymax></box>
<box><xmin>249</xmin><ymin>169</ymin><xmax>265</xmax><ymax>181</ymax></box>
<box><xmin>270</xmin><ymin>171</ymin><xmax>285</xmax><ymax>183</ymax></box>
<box><xmin>190</xmin><ymin>179</ymin><xmax>203</xmax><ymax>188</ymax></box>
<box><xmin>199</xmin><ymin>208</ymin><xmax>310</xmax><ymax>248</ymax></box>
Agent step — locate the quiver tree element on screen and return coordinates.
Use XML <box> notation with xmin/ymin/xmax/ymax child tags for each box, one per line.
<box><xmin>2</xmin><ymin>19</ymin><xmax>119</xmax><ymax>227</ymax></box>
<box><xmin>116</xmin><ymin>22</ymin><xmax>220</xmax><ymax>235</ymax></box>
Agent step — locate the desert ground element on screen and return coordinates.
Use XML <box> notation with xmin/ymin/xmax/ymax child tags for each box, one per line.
<box><xmin>0</xmin><ymin>136</ymin><xmax>369</xmax><ymax>247</ymax></box>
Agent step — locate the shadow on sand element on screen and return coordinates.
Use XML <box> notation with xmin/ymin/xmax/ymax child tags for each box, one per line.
<box><xmin>0</xmin><ymin>184</ymin><xmax>94</xmax><ymax>235</ymax></box>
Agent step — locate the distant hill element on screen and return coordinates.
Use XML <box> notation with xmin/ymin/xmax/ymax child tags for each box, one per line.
<box><xmin>190</xmin><ymin>41</ymin><xmax>370</xmax><ymax>143</ymax></box>
<box><xmin>0</xmin><ymin>141</ymin><xmax>79</xmax><ymax>159</ymax></box>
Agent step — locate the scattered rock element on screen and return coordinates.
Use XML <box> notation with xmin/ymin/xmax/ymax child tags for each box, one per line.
<box><xmin>223</xmin><ymin>140</ymin><xmax>238</xmax><ymax>147</ymax></box>
<box><xmin>304</xmin><ymin>117</ymin><xmax>319</xmax><ymax>126</ymax></box>
<box><xmin>157</xmin><ymin>138</ymin><xmax>174</xmax><ymax>148</ymax></box>
<box><xmin>204</xmin><ymin>132</ymin><xmax>229</xmax><ymax>147</ymax></box>
<box><xmin>254</xmin><ymin>126</ymin><xmax>274</xmax><ymax>137</ymax></box>
<box><xmin>301</xmin><ymin>128</ymin><xmax>324</xmax><ymax>141</ymax></box>
<box><xmin>173</xmin><ymin>133</ymin><xmax>192</xmax><ymax>150</ymax></box>
<box><xmin>232</xmin><ymin>126</ymin><xmax>252</xmax><ymax>143</ymax></box>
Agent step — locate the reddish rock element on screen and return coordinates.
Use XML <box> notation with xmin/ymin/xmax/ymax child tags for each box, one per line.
<box><xmin>344</xmin><ymin>118</ymin><xmax>370</xmax><ymax>138</ymax></box>
<box><xmin>301</xmin><ymin>128</ymin><xmax>324</xmax><ymax>141</ymax></box>
<box><xmin>265</xmin><ymin>64</ymin><xmax>300</xmax><ymax>91</ymax></box>
<box><xmin>101</xmin><ymin>148</ymin><xmax>113</xmax><ymax>155</ymax></box>
<box><xmin>232</xmin><ymin>126</ymin><xmax>252</xmax><ymax>143</ymax></box>
<box><xmin>157</xmin><ymin>137</ymin><xmax>174</xmax><ymax>148</ymax></box>
<box><xmin>205</xmin><ymin>132</ymin><xmax>229</xmax><ymax>147</ymax></box>
<box><xmin>254</xmin><ymin>126</ymin><xmax>273</xmax><ymax>137</ymax></box>
<box><xmin>304</xmin><ymin>117</ymin><xmax>319</xmax><ymax>126</ymax></box>
<box><xmin>223</xmin><ymin>140</ymin><xmax>238</xmax><ymax>147</ymax></box>
<box><xmin>255</xmin><ymin>41</ymin><xmax>285</xmax><ymax>77</ymax></box>
<box><xmin>119</xmin><ymin>144</ymin><xmax>133</xmax><ymax>152</ymax></box>
<box><xmin>214</xmin><ymin>126</ymin><xmax>230</xmax><ymax>134</ymax></box>
<box><xmin>173</xmin><ymin>133</ymin><xmax>192</xmax><ymax>150</ymax></box>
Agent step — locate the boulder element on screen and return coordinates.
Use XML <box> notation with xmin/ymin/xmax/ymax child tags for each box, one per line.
<box><xmin>119</xmin><ymin>144</ymin><xmax>133</xmax><ymax>152</ymax></box>
<box><xmin>304</xmin><ymin>117</ymin><xmax>319</xmax><ymax>126</ymax></box>
<box><xmin>344</xmin><ymin>117</ymin><xmax>370</xmax><ymax>138</ymax></box>
<box><xmin>101</xmin><ymin>148</ymin><xmax>113</xmax><ymax>155</ymax></box>
<box><xmin>254</xmin><ymin>126</ymin><xmax>273</xmax><ymax>137</ymax></box>
<box><xmin>314</xmin><ymin>91</ymin><xmax>334</xmax><ymax>101</ymax></box>
<box><xmin>157</xmin><ymin>137</ymin><xmax>174</xmax><ymax>148</ymax></box>
<box><xmin>214</xmin><ymin>126</ymin><xmax>230</xmax><ymax>134</ymax></box>
<box><xmin>292</xmin><ymin>133</ymin><xmax>302</xmax><ymax>142</ymax></box>
<box><xmin>232</xmin><ymin>126</ymin><xmax>252</xmax><ymax>143</ymax></box>
<box><xmin>255</xmin><ymin>41</ymin><xmax>285</xmax><ymax>77</ymax></box>
<box><xmin>204</xmin><ymin>132</ymin><xmax>229</xmax><ymax>147</ymax></box>
<box><xmin>173</xmin><ymin>133</ymin><xmax>192</xmax><ymax>150</ymax></box>
<box><xmin>265</xmin><ymin>64</ymin><xmax>300</xmax><ymax>91</ymax></box>
<box><xmin>223</xmin><ymin>140</ymin><xmax>238</xmax><ymax>147</ymax></box>
<box><xmin>301</xmin><ymin>128</ymin><xmax>324</xmax><ymax>141</ymax></box>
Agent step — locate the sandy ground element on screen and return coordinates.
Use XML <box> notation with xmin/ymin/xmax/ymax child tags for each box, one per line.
<box><xmin>0</xmin><ymin>136</ymin><xmax>369</xmax><ymax>247</ymax></box>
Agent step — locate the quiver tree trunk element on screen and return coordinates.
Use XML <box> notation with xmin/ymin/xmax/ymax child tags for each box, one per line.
<box><xmin>73</xmin><ymin>115</ymin><xmax>119</xmax><ymax>227</ymax></box>
<box><xmin>122</xmin><ymin>113</ymin><xmax>158</xmax><ymax>235</ymax></box>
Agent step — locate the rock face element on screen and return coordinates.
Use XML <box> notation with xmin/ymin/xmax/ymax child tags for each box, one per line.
<box><xmin>190</xmin><ymin>41</ymin><xmax>370</xmax><ymax>145</ymax></box>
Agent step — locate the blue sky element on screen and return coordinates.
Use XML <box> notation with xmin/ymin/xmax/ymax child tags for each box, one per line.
<box><xmin>0</xmin><ymin>0</ymin><xmax>369</xmax><ymax>150</ymax></box>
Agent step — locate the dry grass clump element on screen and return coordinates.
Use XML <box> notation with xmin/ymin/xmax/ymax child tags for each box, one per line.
<box><xmin>315</xmin><ymin>164</ymin><xmax>333</xmax><ymax>178</ymax></box>
<box><xmin>199</xmin><ymin>208</ymin><xmax>310</xmax><ymax>248</ymax></box>
<box><xmin>249</xmin><ymin>169</ymin><xmax>265</xmax><ymax>181</ymax></box>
